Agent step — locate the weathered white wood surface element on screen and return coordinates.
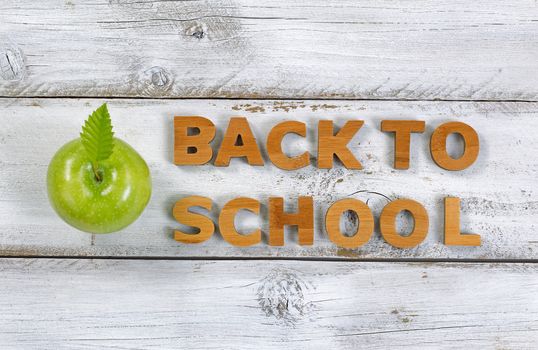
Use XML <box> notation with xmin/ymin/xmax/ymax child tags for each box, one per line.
<box><xmin>1</xmin><ymin>0</ymin><xmax>537</xmax><ymax>100</ymax></box>
<box><xmin>1</xmin><ymin>98</ymin><xmax>537</xmax><ymax>259</ymax></box>
<box><xmin>0</xmin><ymin>259</ymin><xmax>536</xmax><ymax>349</ymax></box>
<box><xmin>1</xmin><ymin>1</ymin><xmax>537</xmax><ymax>348</ymax></box>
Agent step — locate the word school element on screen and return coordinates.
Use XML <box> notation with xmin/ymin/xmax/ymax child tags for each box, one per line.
<box><xmin>171</xmin><ymin>116</ymin><xmax>481</xmax><ymax>249</ymax></box>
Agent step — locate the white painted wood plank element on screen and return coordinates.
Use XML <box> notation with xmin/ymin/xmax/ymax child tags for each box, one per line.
<box><xmin>0</xmin><ymin>259</ymin><xmax>536</xmax><ymax>349</ymax></box>
<box><xmin>0</xmin><ymin>0</ymin><xmax>537</xmax><ymax>100</ymax></box>
<box><xmin>1</xmin><ymin>98</ymin><xmax>537</xmax><ymax>259</ymax></box>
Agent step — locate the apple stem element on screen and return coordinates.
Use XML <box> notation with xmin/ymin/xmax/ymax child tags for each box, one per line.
<box><xmin>92</xmin><ymin>161</ymin><xmax>102</xmax><ymax>182</ymax></box>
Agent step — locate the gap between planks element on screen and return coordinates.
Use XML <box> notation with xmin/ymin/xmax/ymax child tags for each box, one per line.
<box><xmin>0</xmin><ymin>255</ymin><xmax>537</xmax><ymax>264</ymax></box>
<box><xmin>0</xmin><ymin>95</ymin><xmax>537</xmax><ymax>103</ymax></box>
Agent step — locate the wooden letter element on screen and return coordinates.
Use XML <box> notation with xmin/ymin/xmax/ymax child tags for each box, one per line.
<box><xmin>380</xmin><ymin>199</ymin><xmax>429</xmax><ymax>248</ymax></box>
<box><xmin>215</xmin><ymin>117</ymin><xmax>264</xmax><ymax>166</ymax></box>
<box><xmin>444</xmin><ymin>197</ymin><xmax>481</xmax><ymax>246</ymax></box>
<box><xmin>218</xmin><ymin>197</ymin><xmax>261</xmax><ymax>247</ymax></box>
<box><xmin>174</xmin><ymin>116</ymin><xmax>216</xmax><ymax>165</ymax></box>
<box><xmin>267</xmin><ymin>121</ymin><xmax>310</xmax><ymax>170</ymax></box>
<box><xmin>325</xmin><ymin>198</ymin><xmax>374</xmax><ymax>249</ymax></box>
<box><xmin>430</xmin><ymin>121</ymin><xmax>479</xmax><ymax>170</ymax></box>
<box><xmin>318</xmin><ymin>120</ymin><xmax>363</xmax><ymax>169</ymax></box>
<box><xmin>381</xmin><ymin>120</ymin><xmax>425</xmax><ymax>169</ymax></box>
<box><xmin>173</xmin><ymin>196</ymin><xmax>215</xmax><ymax>244</ymax></box>
<box><xmin>269</xmin><ymin>197</ymin><xmax>314</xmax><ymax>246</ymax></box>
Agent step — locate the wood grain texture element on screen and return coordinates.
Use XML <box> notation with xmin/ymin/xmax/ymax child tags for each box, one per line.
<box><xmin>173</xmin><ymin>195</ymin><xmax>215</xmax><ymax>244</ymax></box>
<box><xmin>268</xmin><ymin>196</ymin><xmax>314</xmax><ymax>246</ymax></box>
<box><xmin>214</xmin><ymin>117</ymin><xmax>264</xmax><ymax>166</ymax></box>
<box><xmin>0</xmin><ymin>258</ymin><xmax>536</xmax><ymax>349</ymax></box>
<box><xmin>0</xmin><ymin>0</ymin><xmax>537</xmax><ymax>100</ymax></box>
<box><xmin>318</xmin><ymin>120</ymin><xmax>364</xmax><ymax>169</ymax></box>
<box><xmin>219</xmin><ymin>197</ymin><xmax>261</xmax><ymax>246</ymax></box>
<box><xmin>1</xmin><ymin>98</ymin><xmax>538</xmax><ymax>259</ymax></box>
<box><xmin>444</xmin><ymin>197</ymin><xmax>481</xmax><ymax>246</ymax></box>
<box><xmin>325</xmin><ymin>198</ymin><xmax>374</xmax><ymax>248</ymax></box>
<box><xmin>381</xmin><ymin>120</ymin><xmax>426</xmax><ymax>169</ymax></box>
<box><xmin>267</xmin><ymin>121</ymin><xmax>310</xmax><ymax>170</ymax></box>
<box><xmin>380</xmin><ymin>199</ymin><xmax>429</xmax><ymax>249</ymax></box>
<box><xmin>431</xmin><ymin>122</ymin><xmax>480</xmax><ymax>171</ymax></box>
<box><xmin>174</xmin><ymin>116</ymin><xmax>216</xmax><ymax>165</ymax></box>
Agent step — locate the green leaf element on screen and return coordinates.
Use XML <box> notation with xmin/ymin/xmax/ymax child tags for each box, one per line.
<box><xmin>80</xmin><ymin>103</ymin><xmax>115</xmax><ymax>164</ymax></box>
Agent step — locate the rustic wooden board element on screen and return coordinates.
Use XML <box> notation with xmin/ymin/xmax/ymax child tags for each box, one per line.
<box><xmin>1</xmin><ymin>98</ymin><xmax>537</xmax><ymax>259</ymax></box>
<box><xmin>1</xmin><ymin>0</ymin><xmax>537</xmax><ymax>100</ymax></box>
<box><xmin>0</xmin><ymin>258</ymin><xmax>536</xmax><ymax>349</ymax></box>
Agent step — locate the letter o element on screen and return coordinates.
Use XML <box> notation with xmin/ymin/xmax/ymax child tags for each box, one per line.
<box><xmin>325</xmin><ymin>199</ymin><xmax>374</xmax><ymax>249</ymax></box>
<box><xmin>430</xmin><ymin>121</ymin><xmax>479</xmax><ymax>171</ymax></box>
<box><xmin>380</xmin><ymin>199</ymin><xmax>429</xmax><ymax>248</ymax></box>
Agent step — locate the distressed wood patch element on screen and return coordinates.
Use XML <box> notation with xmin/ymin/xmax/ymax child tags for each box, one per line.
<box><xmin>0</xmin><ymin>259</ymin><xmax>536</xmax><ymax>348</ymax></box>
<box><xmin>0</xmin><ymin>1</ymin><xmax>537</xmax><ymax>100</ymax></box>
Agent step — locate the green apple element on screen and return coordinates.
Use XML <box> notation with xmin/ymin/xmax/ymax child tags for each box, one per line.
<box><xmin>47</xmin><ymin>104</ymin><xmax>151</xmax><ymax>233</ymax></box>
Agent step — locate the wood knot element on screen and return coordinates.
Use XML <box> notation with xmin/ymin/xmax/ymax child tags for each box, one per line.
<box><xmin>144</xmin><ymin>66</ymin><xmax>170</xmax><ymax>88</ymax></box>
<box><xmin>0</xmin><ymin>43</ymin><xmax>25</xmax><ymax>81</ymax></box>
<box><xmin>192</xmin><ymin>30</ymin><xmax>205</xmax><ymax>39</ymax></box>
<box><xmin>185</xmin><ymin>23</ymin><xmax>208</xmax><ymax>40</ymax></box>
<box><xmin>256</xmin><ymin>268</ymin><xmax>314</xmax><ymax>324</ymax></box>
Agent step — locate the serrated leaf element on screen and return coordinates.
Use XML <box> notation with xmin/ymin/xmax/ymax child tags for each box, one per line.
<box><xmin>80</xmin><ymin>103</ymin><xmax>115</xmax><ymax>164</ymax></box>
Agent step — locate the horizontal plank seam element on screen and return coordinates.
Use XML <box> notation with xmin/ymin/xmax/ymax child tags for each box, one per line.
<box><xmin>0</xmin><ymin>96</ymin><xmax>537</xmax><ymax>103</ymax></box>
<box><xmin>331</xmin><ymin>324</ymin><xmax>482</xmax><ymax>338</ymax></box>
<box><xmin>0</xmin><ymin>255</ymin><xmax>537</xmax><ymax>263</ymax></box>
